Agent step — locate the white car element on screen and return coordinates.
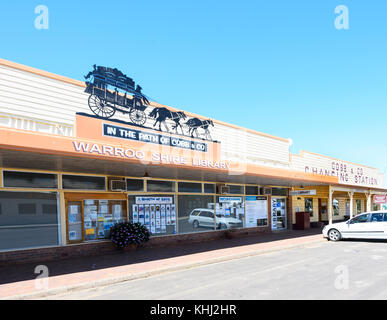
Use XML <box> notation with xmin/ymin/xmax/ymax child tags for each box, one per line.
<box><xmin>323</xmin><ymin>211</ymin><xmax>387</xmax><ymax>241</ymax></box>
<box><xmin>188</xmin><ymin>208</ymin><xmax>243</xmax><ymax>229</ymax></box>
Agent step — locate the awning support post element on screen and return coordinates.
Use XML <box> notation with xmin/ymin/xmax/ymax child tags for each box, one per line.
<box><xmin>348</xmin><ymin>190</ymin><xmax>354</xmax><ymax>219</ymax></box>
<box><xmin>328</xmin><ymin>186</ymin><xmax>333</xmax><ymax>225</ymax></box>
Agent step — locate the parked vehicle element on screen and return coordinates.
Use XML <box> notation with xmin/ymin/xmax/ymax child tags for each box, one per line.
<box><xmin>322</xmin><ymin>211</ymin><xmax>387</xmax><ymax>241</ymax></box>
<box><xmin>188</xmin><ymin>209</ymin><xmax>243</xmax><ymax>229</ymax></box>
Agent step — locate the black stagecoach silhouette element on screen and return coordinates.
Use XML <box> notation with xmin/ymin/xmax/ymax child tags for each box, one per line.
<box><xmin>84</xmin><ymin>65</ymin><xmax>149</xmax><ymax>126</ymax></box>
<box><xmin>84</xmin><ymin>65</ymin><xmax>215</xmax><ymax>141</ymax></box>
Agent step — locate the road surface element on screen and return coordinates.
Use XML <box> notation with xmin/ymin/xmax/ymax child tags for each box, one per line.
<box><xmin>40</xmin><ymin>239</ymin><xmax>387</xmax><ymax>300</ymax></box>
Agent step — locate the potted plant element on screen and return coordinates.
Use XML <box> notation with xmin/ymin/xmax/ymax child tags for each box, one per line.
<box><xmin>110</xmin><ymin>221</ymin><xmax>151</xmax><ymax>251</ymax></box>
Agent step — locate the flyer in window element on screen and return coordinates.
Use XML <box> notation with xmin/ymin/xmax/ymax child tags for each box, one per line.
<box><xmin>138</xmin><ymin>205</ymin><xmax>145</xmax><ymax>224</ymax></box>
<box><xmin>113</xmin><ymin>204</ymin><xmax>122</xmax><ymax>219</ymax></box>
<box><xmin>69</xmin><ymin>205</ymin><xmax>79</xmax><ymax>215</ymax></box>
<box><xmin>90</xmin><ymin>211</ymin><xmax>97</xmax><ymax>221</ymax></box>
<box><xmin>84</xmin><ymin>220</ymin><xmax>92</xmax><ymax>229</ymax></box>
<box><xmin>166</xmin><ymin>205</ymin><xmax>171</xmax><ymax>224</ymax></box>
<box><xmin>155</xmin><ymin>205</ymin><xmax>161</xmax><ymax>219</ymax></box>
<box><xmin>132</xmin><ymin>204</ymin><xmax>138</xmax><ymax>222</ymax></box>
<box><xmin>160</xmin><ymin>205</ymin><xmax>166</xmax><ymax>218</ymax></box>
<box><xmin>97</xmin><ymin>213</ymin><xmax>104</xmax><ymax>221</ymax></box>
<box><xmin>69</xmin><ymin>213</ymin><xmax>77</xmax><ymax>223</ymax></box>
<box><xmin>151</xmin><ymin>226</ymin><xmax>156</xmax><ymax>234</ymax></box>
<box><xmin>84</xmin><ymin>205</ymin><xmax>95</xmax><ymax>216</ymax></box>
<box><xmin>98</xmin><ymin>228</ymin><xmax>105</xmax><ymax>238</ymax></box>
<box><xmin>69</xmin><ymin>230</ymin><xmax>77</xmax><ymax>240</ymax></box>
<box><xmin>99</xmin><ymin>204</ymin><xmax>108</xmax><ymax>214</ymax></box>
<box><xmin>171</xmin><ymin>204</ymin><xmax>176</xmax><ymax>224</ymax></box>
<box><xmin>104</xmin><ymin>222</ymin><xmax>113</xmax><ymax>231</ymax></box>
<box><xmin>84</xmin><ymin>200</ymin><xmax>95</xmax><ymax>205</ymax></box>
<box><xmin>236</xmin><ymin>207</ymin><xmax>244</xmax><ymax>220</ymax></box>
<box><xmin>145</xmin><ymin>205</ymin><xmax>150</xmax><ymax>222</ymax></box>
<box><xmin>85</xmin><ymin>228</ymin><xmax>95</xmax><ymax>235</ymax></box>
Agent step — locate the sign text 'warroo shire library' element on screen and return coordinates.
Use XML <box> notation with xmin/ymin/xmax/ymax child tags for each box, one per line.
<box><xmin>72</xmin><ymin>141</ymin><xmax>231</xmax><ymax>170</ymax></box>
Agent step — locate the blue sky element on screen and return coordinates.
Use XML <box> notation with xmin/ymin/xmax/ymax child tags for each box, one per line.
<box><xmin>1</xmin><ymin>1</ymin><xmax>386</xmax><ymax>184</ymax></box>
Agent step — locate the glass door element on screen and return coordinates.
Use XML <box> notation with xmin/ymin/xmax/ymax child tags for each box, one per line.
<box><xmin>271</xmin><ymin>198</ymin><xmax>286</xmax><ymax>230</ymax></box>
<box><xmin>67</xmin><ymin>201</ymin><xmax>83</xmax><ymax>242</ymax></box>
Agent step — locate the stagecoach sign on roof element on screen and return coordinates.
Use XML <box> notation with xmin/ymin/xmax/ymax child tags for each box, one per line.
<box><xmin>84</xmin><ymin>65</ymin><xmax>215</xmax><ymax>142</ymax></box>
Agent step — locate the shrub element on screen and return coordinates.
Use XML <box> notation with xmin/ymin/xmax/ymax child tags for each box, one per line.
<box><xmin>110</xmin><ymin>221</ymin><xmax>151</xmax><ymax>248</ymax></box>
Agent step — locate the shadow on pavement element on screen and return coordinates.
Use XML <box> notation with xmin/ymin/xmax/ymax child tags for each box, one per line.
<box><xmin>0</xmin><ymin>228</ymin><xmax>323</xmax><ymax>286</ymax></box>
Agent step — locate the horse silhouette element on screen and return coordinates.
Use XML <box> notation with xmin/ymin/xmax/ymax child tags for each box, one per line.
<box><xmin>149</xmin><ymin>107</ymin><xmax>187</xmax><ymax>133</ymax></box>
<box><xmin>185</xmin><ymin>118</ymin><xmax>214</xmax><ymax>140</ymax></box>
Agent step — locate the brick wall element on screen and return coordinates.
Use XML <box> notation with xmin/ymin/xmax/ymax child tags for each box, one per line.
<box><xmin>0</xmin><ymin>227</ymin><xmax>270</xmax><ymax>266</ymax></box>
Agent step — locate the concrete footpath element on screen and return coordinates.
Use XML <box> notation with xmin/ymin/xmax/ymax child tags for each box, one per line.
<box><xmin>0</xmin><ymin>229</ymin><xmax>325</xmax><ymax>300</ymax></box>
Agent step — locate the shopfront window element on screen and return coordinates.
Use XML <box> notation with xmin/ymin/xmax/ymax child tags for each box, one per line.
<box><xmin>0</xmin><ymin>191</ymin><xmax>59</xmax><ymax>251</ymax></box>
<box><xmin>67</xmin><ymin>201</ymin><xmax>82</xmax><ymax>242</ymax></box>
<box><xmin>203</xmin><ymin>183</ymin><xmax>215</xmax><ymax>194</ymax></box>
<box><xmin>62</xmin><ymin>175</ymin><xmax>106</xmax><ymax>190</ymax></box>
<box><xmin>67</xmin><ymin>199</ymin><xmax>127</xmax><ymax>242</ymax></box>
<box><xmin>178</xmin><ymin>182</ymin><xmax>202</xmax><ymax>193</ymax></box>
<box><xmin>3</xmin><ymin>171</ymin><xmax>58</xmax><ymax>189</ymax></box>
<box><xmin>83</xmin><ymin>199</ymin><xmax>126</xmax><ymax>241</ymax></box>
<box><xmin>245</xmin><ymin>186</ymin><xmax>259</xmax><ymax>195</ymax></box>
<box><xmin>271</xmin><ymin>198</ymin><xmax>286</xmax><ymax>230</ymax></box>
<box><xmin>216</xmin><ymin>196</ymin><xmax>245</xmax><ymax>229</ymax></box>
<box><xmin>146</xmin><ymin>180</ymin><xmax>175</xmax><ymax>192</ymax></box>
<box><xmin>272</xmin><ymin>188</ymin><xmax>288</xmax><ymax>196</ymax></box>
<box><xmin>178</xmin><ymin>195</ymin><xmax>215</xmax><ymax>233</ymax></box>
<box><xmin>126</xmin><ymin>179</ymin><xmax>144</xmax><ymax>192</ymax></box>
<box><xmin>356</xmin><ymin>199</ymin><xmax>362</xmax><ymax>215</ymax></box>
<box><xmin>246</xmin><ymin>196</ymin><xmax>268</xmax><ymax>227</ymax></box>
<box><xmin>227</xmin><ymin>185</ymin><xmax>244</xmax><ymax>195</ymax></box>
<box><xmin>128</xmin><ymin>195</ymin><xmax>176</xmax><ymax>236</ymax></box>
<box><xmin>333</xmin><ymin>199</ymin><xmax>339</xmax><ymax>216</ymax></box>
<box><xmin>305</xmin><ymin>198</ymin><xmax>313</xmax><ymax>217</ymax></box>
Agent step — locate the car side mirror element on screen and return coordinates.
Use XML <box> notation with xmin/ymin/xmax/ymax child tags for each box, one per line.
<box><xmin>347</xmin><ymin>220</ymin><xmax>352</xmax><ymax>224</ymax></box>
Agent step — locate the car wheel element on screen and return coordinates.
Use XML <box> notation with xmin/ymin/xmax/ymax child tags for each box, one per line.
<box><xmin>328</xmin><ymin>228</ymin><xmax>341</xmax><ymax>241</ymax></box>
<box><xmin>193</xmin><ymin>220</ymin><xmax>199</xmax><ymax>228</ymax></box>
